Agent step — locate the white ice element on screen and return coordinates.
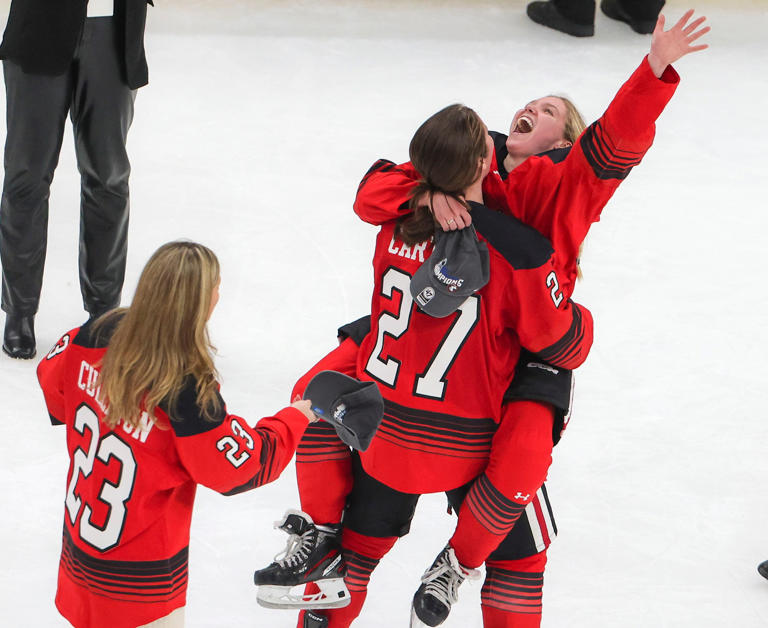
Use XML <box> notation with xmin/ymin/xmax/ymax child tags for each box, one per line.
<box><xmin>1</xmin><ymin>1</ymin><xmax>767</xmax><ymax>626</ymax></box>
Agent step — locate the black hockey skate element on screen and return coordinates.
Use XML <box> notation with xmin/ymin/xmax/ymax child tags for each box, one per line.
<box><xmin>254</xmin><ymin>509</ymin><xmax>350</xmax><ymax>610</ymax></box>
<box><xmin>410</xmin><ymin>545</ymin><xmax>480</xmax><ymax>627</ymax></box>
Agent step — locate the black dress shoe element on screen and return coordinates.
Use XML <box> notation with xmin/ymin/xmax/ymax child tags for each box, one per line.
<box><xmin>526</xmin><ymin>1</ymin><xmax>595</xmax><ymax>37</ymax></box>
<box><xmin>3</xmin><ymin>314</ymin><xmax>36</xmax><ymax>360</ymax></box>
<box><xmin>600</xmin><ymin>0</ymin><xmax>657</xmax><ymax>34</ymax></box>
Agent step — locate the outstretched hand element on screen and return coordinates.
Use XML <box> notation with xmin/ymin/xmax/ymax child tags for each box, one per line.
<box><xmin>291</xmin><ymin>399</ymin><xmax>319</xmax><ymax>423</ymax></box>
<box><xmin>647</xmin><ymin>9</ymin><xmax>710</xmax><ymax>78</ymax></box>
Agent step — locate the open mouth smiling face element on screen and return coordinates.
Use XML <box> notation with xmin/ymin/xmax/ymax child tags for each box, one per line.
<box><xmin>513</xmin><ymin>113</ymin><xmax>535</xmax><ymax>134</ymax></box>
<box><xmin>505</xmin><ymin>96</ymin><xmax>569</xmax><ymax>159</ymax></box>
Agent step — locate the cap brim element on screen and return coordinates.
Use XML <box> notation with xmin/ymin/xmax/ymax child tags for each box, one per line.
<box><xmin>303</xmin><ymin>370</ymin><xmax>384</xmax><ymax>451</ymax></box>
<box><xmin>412</xmin><ymin>286</ymin><xmax>473</xmax><ymax>318</ymax></box>
<box><xmin>304</xmin><ymin>370</ymin><xmax>365</xmax><ymax>419</ymax></box>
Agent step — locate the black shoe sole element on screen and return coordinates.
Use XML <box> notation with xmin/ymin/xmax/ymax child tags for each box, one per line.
<box><xmin>2</xmin><ymin>343</ymin><xmax>36</xmax><ymax>360</ymax></box>
<box><xmin>526</xmin><ymin>2</ymin><xmax>594</xmax><ymax>37</ymax></box>
<box><xmin>600</xmin><ymin>0</ymin><xmax>656</xmax><ymax>34</ymax></box>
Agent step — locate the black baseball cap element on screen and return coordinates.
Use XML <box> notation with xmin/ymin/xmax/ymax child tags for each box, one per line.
<box><xmin>303</xmin><ymin>371</ymin><xmax>384</xmax><ymax>451</ymax></box>
<box><xmin>410</xmin><ymin>226</ymin><xmax>490</xmax><ymax>318</ymax></box>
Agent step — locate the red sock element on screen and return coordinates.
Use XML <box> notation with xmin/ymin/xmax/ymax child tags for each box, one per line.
<box><xmin>297</xmin><ymin>529</ymin><xmax>397</xmax><ymax>628</ymax></box>
<box><xmin>296</xmin><ymin>423</ymin><xmax>352</xmax><ymax>524</ymax></box>
<box><xmin>293</xmin><ymin>339</ymin><xmax>360</xmax><ymax>524</ymax></box>
<box><xmin>450</xmin><ymin>492</ymin><xmax>516</xmax><ymax>568</ymax></box>
<box><xmin>481</xmin><ymin>552</ymin><xmax>547</xmax><ymax>628</ymax></box>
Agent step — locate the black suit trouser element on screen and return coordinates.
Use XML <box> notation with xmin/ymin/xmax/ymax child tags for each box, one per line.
<box><xmin>0</xmin><ymin>16</ymin><xmax>135</xmax><ymax>316</ymax></box>
<box><xmin>552</xmin><ymin>0</ymin><xmax>665</xmax><ymax>24</ymax></box>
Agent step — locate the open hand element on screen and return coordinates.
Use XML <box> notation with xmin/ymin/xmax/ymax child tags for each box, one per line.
<box><xmin>648</xmin><ymin>9</ymin><xmax>710</xmax><ymax>78</ymax></box>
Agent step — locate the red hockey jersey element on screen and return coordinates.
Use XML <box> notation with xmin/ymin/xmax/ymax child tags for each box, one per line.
<box><xmin>353</xmin><ymin>56</ymin><xmax>680</xmax><ymax>300</ymax></box>
<box><xmin>37</xmin><ymin>321</ymin><xmax>310</xmax><ymax>628</ymax></box>
<box><xmin>355</xmin><ymin>203</ymin><xmax>593</xmax><ymax>493</ymax></box>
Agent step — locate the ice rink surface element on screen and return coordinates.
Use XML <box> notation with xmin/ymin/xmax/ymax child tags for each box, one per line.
<box><xmin>0</xmin><ymin>1</ymin><xmax>766</xmax><ymax>626</ymax></box>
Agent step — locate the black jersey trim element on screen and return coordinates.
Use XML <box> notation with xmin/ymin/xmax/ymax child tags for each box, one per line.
<box><xmin>468</xmin><ymin>202</ymin><xmax>553</xmax><ymax>270</ymax></box>
<box><xmin>490</xmin><ymin>130</ymin><xmax>571</xmax><ymax>181</ymax></box>
<box><xmin>162</xmin><ymin>377</ymin><xmax>226</xmax><ymax>437</ymax></box>
<box><xmin>338</xmin><ymin>315</ymin><xmax>372</xmax><ymax>346</ymax></box>
<box><xmin>376</xmin><ymin>399</ymin><xmax>496</xmax><ymax>458</ymax></box>
<box><xmin>534</xmin><ymin>301</ymin><xmax>587</xmax><ymax>366</ymax></box>
<box><xmin>222</xmin><ymin>429</ymin><xmax>279</xmax><ymax>495</ymax></box>
<box><xmin>61</xmin><ymin>526</ymin><xmax>188</xmax><ymax>601</ymax></box>
<box><xmin>580</xmin><ymin>119</ymin><xmax>642</xmax><ymax>180</ymax></box>
<box><xmin>73</xmin><ymin>312</ymin><xmax>124</xmax><ymax>349</ymax></box>
<box><xmin>356</xmin><ymin>158</ymin><xmax>413</xmax><ymax>212</ymax></box>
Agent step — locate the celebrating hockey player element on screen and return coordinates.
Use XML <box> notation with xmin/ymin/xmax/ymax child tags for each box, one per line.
<box><xmin>255</xmin><ymin>9</ymin><xmax>710</xmax><ymax>628</ymax></box>
<box><xmin>37</xmin><ymin>241</ymin><xmax>320</xmax><ymax>628</ymax></box>
<box><xmin>255</xmin><ymin>100</ymin><xmax>594</xmax><ymax>627</ymax></box>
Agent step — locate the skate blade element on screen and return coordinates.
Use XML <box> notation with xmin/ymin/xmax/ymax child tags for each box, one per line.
<box><xmin>257</xmin><ymin>579</ymin><xmax>351</xmax><ymax>610</ymax></box>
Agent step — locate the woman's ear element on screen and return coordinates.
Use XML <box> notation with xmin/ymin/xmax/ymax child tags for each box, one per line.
<box><xmin>554</xmin><ymin>140</ymin><xmax>573</xmax><ymax>149</ymax></box>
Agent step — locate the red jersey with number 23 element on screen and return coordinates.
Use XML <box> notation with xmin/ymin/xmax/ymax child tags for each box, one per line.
<box><xmin>37</xmin><ymin>320</ymin><xmax>309</xmax><ymax>628</ymax></box>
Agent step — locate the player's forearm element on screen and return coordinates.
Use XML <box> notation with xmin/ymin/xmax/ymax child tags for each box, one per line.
<box><xmin>532</xmin><ymin>301</ymin><xmax>594</xmax><ymax>370</ymax></box>
<box><xmin>178</xmin><ymin>407</ymin><xmax>309</xmax><ymax>496</ymax></box>
<box><xmin>353</xmin><ymin>159</ymin><xmax>418</xmax><ymax>225</ymax></box>
<box><xmin>599</xmin><ymin>56</ymin><xmax>679</xmax><ymax>158</ymax></box>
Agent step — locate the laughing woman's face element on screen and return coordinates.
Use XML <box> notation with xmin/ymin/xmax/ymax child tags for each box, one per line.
<box><xmin>505</xmin><ymin>96</ymin><xmax>571</xmax><ymax>160</ymax></box>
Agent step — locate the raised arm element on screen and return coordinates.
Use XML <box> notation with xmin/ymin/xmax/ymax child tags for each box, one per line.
<box><xmin>647</xmin><ymin>9</ymin><xmax>710</xmax><ymax>78</ymax></box>
<box><xmin>496</xmin><ymin>9</ymin><xmax>710</xmax><ymax>265</ymax></box>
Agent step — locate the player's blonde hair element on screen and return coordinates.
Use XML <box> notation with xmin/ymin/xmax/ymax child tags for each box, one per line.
<box><xmin>549</xmin><ymin>95</ymin><xmax>587</xmax><ymax>145</ymax></box>
<box><xmin>547</xmin><ymin>95</ymin><xmax>587</xmax><ymax>279</ymax></box>
<box><xmin>97</xmin><ymin>241</ymin><xmax>221</xmax><ymax>428</ymax></box>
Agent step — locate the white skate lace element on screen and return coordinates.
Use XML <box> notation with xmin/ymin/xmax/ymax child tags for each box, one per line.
<box><xmin>421</xmin><ymin>548</ymin><xmax>479</xmax><ymax>608</ymax></box>
<box><xmin>272</xmin><ymin>527</ymin><xmax>315</xmax><ymax>569</ymax></box>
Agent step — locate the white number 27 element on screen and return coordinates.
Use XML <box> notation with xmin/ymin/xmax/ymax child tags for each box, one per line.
<box><xmin>365</xmin><ymin>268</ymin><xmax>478</xmax><ymax>399</ymax></box>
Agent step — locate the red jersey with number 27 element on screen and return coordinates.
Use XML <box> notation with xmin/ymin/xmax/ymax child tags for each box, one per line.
<box><xmin>355</xmin><ymin>202</ymin><xmax>593</xmax><ymax>494</ymax></box>
<box><xmin>37</xmin><ymin>320</ymin><xmax>309</xmax><ymax>628</ymax></box>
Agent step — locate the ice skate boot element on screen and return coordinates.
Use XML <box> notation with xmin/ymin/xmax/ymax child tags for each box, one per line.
<box><xmin>254</xmin><ymin>509</ymin><xmax>349</xmax><ymax>610</ymax></box>
<box><xmin>410</xmin><ymin>545</ymin><xmax>480</xmax><ymax>627</ymax></box>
